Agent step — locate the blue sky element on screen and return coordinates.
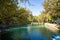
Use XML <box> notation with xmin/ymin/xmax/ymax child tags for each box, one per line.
<box><xmin>18</xmin><ymin>0</ymin><xmax>44</xmax><ymax>16</ymax></box>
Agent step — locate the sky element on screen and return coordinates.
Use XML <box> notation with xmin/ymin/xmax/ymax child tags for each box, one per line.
<box><xmin>18</xmin><ymin>0</ymin><xmax>44</xmax><ymax>16</ymax></box>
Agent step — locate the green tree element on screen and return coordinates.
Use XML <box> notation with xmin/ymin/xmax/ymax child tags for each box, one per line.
<box><xmin>39</xmin><ymin>0</ymin><xmax>60</xmax><ymax>23</ymax></box>
<box><xmin>33</xmin><ymin>16</ymin><xmax>38</xmax><ymax>22</ymax></box>
<box><xmin>43</xmin><ymin>0</ymin><xmax>60</xmax><ymax>21</ymax></box>
<box><xmin>0</xmin><ymin>0</ymin><xmax>33</xmax><ymax>28</ymax></box>
<box><xmin>0</xmin><ymin>0</ymin><xmax>18</xmax><ymax>27</ymax></box>
<box><xmin>38</xmin><ymin>11</ymin><xmax>46</xmax><ymax>22</ymax></box>
<box><xmin>12</xmin><ymin>7</ymin><xmax>33</xmax><ymax>25</ymax></box>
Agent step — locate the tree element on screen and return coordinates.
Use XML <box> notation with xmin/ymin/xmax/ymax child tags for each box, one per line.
<box><xmin>44</xmin><ymin>0</ymin><xmax>60</xmax><ymax>20</ymax></box>
<box><xmin>0</xmin><ymin>0</ymin><xmax>18</xmax><ymax>27</ymax></box>
<box><xmin>0</xmin><ymin>0</ymin><xmax>33</xmax><ymax>28</ymax></box>
<box><xmin>11</xmin><ymin>7</ymin><xmax>33</xmax><ymax>25</ymax></box>
<box><xmin>32</xmin><ymin>16</ymin><xmax>38</xmax><ymax>22</ymax></box>
<box><xmin>38</xmin><ymin>11</ymin><xmax>46</xmax><ymax>22</ymax></box>
<box><xmin>28</xmin><ymin>13</ymin><xmax>33</xmax><ymax>22</ymax></box>
<box><xmin>39</xmin><ymin>0</ymin><xmax>60</xmax><ymax>22</ymax></box>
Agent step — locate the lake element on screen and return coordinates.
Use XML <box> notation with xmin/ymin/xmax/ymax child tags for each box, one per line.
<box><xmin>1</xmin><ymin>24</ymin><xmax>60</xmax><ymax>40</ymax></box>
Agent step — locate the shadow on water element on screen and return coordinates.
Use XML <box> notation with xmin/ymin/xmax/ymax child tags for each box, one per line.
<box><xmin>1</xmin><ymin>31</ymin><xmax>13</xmax><ymax>40</ymax></box>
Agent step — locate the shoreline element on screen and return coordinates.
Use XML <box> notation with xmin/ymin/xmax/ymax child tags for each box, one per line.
<box><xmin>45</xmin><ymin>23</ymin><xmax>60</xmax><ymax>33</ymax></box>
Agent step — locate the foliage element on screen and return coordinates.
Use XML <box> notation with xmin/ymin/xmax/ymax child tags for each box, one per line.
<box><xmin>0</xmin><ymin>0</ymin><xmax>18</xmax><ymax>26</ymax></box>
<box><xmin>39</xmin><ymin>0</ymin><xmax>60</xmax><ymax>22</ymax></box>
<box><xmin>33</xmin><ymin>16</ymin><xmax>38</xmax><ymax>22</ymax></box>
<box><xmin>0</xmin><ymin>0</ymin><xmax>33</xmax><ymax>27</ymax></box>
<box><xmin>43</xmin><ymin>0</ymin><xmax>60</xmax><ymax>21</ymax></box>
<box><xmin>38</xmin><ymin>11</ymin><xmax>46</xmax><ymax>22</ymax></box>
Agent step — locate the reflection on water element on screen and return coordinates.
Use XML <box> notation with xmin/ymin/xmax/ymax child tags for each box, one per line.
<box><xmin>1</xmin><ymin>24</ymin><xmax>60</xmax><ymax>40</ymax></box>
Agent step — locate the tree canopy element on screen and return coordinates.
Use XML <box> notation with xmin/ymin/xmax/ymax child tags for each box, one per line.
<box><xmin>0</xmin><ymin>0</ymin><xmax>33</xmax><ymax>28</ymax></box>
<box><xmin>38</xmin><ymin>0</ymin><xmax>60</xmax><ymax>23</ymax></box>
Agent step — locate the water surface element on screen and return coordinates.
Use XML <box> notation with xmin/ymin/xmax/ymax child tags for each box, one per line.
<box><xmin>1</xmin><ymin>24</ymin><xmax>60</xmax><ymax>40</ymax></box>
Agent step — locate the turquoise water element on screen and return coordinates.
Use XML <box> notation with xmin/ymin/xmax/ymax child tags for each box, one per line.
<box><xmin>2</xmin><ymin>24</ymin><xmax>60</xmax><ymax>40</ymax></box>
